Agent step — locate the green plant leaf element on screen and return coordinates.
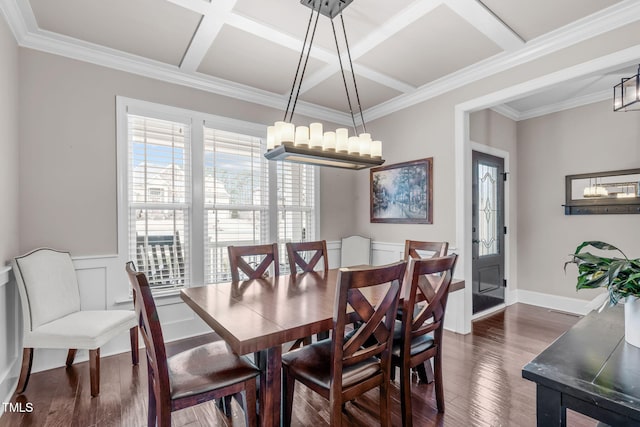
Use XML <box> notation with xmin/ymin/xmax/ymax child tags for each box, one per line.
<box><xmin>574</xmin><ymin>241</ymin><xmax>627</xmax><ymax>259</ymax></box>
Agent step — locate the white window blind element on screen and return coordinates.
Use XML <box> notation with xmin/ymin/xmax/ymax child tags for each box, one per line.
<box><xmin>203</xmin><ymin>127</ymin><xmax>269</xmax><ymax>283</ymax></box>
<box><xmin>277</xmin><ymin>161</ymin><xmax>316</xmax><ymax>273</ymax></box>
<box><xmin>128</xmin><ymin>114</ymin><xmax>191</xmax><ymax>290</ymax></box>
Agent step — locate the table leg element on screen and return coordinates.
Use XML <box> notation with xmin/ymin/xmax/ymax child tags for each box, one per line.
<box><xmin>259</xmin><ymin>346</ymin><xmax>282</xmax><ymax>427</ymax></box>
<box><xmin>536</xmin><ymin>384</ymin><xmax>566</xmax><ymax>427</ymax></box>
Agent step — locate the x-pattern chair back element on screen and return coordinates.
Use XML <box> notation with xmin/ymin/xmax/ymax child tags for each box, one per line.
<box><xmin>228</xmin><ymin>243</ymin><xmax>279</xmax><ymax>282</ymax></box>
<box><xmin>334</xmin><ymin>262</ymin><xmax>406</xmax><ymax>373</ymax></box>
<box><xmin>286</xmin><ymin>240</ymin><xmax>328</xmax><ymax>274</ymax></box>
<box><xmin>404</xmin><ymin>240</ymin><xmax>448</xmax><ymax>261</ymax></box>
<box><xmin>405</xmin><ymin>255</ymin><xmax>458</xmax><ymax>343</ymax></box>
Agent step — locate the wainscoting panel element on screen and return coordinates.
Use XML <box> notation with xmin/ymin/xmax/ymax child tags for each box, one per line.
<box><xmin>0</xmin><ymin>266</ymin><xmax>20</xmax><ymax>413</ymax></box>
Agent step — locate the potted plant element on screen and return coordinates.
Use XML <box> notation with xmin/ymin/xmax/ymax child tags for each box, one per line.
<box><xmin>566</xmin><ymin>241</ymin><xmax>640</xmax><ymax>347</ymax></box>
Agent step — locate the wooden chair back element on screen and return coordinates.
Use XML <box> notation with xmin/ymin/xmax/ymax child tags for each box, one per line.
<box><xmin>404</xmin><ymin>240</ymin><xmax>448</xmax><ymax>261</ymax></box>
<box><xmin>332</xmin><ymin>261</ymin><xmax>406</xmax><ymax>392</ymax></box>
<box><xmin>228</xmin><ymin>243</ymin><xmax>279</xmax><ymax>282</ymax></box>
<box><xmin>136</xmin><ymin>232</ymin><xmax>185</xmax><ymax>287</ymax></box>
<box><xmin>125</xmin><ymin>262</ymin><xmax>171</xmax><ymax>409</ymax></box>
<box><xmin>286</xmin><ymin>240</ymin><xmax>329</xmax><ymax>274</ymax></box>
<box><xmin>401</xmin><ymin>255</ymin><xmax>457</xmax><ymax>347</ymax></box>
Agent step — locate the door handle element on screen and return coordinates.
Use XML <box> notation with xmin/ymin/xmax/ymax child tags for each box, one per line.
<box><xmin>472</xmin><ymin>239</ymin><xmax>479</xmax><ymax>244</ymax></box>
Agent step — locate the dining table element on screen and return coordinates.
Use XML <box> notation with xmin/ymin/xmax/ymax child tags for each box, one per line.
<box><xmin>180</xmin><ymin>267</ymin><xmax>464</xmax><ymax>427</ymax></box>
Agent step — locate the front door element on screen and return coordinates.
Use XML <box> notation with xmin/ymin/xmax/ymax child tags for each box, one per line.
<box><xmin>472</xmin><ymin>151</ymin><xmax>505</xmax><ymax>314</ymax></box>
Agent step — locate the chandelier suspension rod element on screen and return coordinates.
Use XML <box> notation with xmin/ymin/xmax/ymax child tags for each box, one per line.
<box><xmin>331</xmin><ymin>18</ymin><xmax>358</xmax><ymax>134</ymax></box>
<box><xmin>340</xmin><ymin>14</ymin><xmax>366</xmax><ymax>133</ymax></box>
<box><xmin>286</xmin><ymin>3</ymin><xmax>321</xmax><ymax>123</ymax></box>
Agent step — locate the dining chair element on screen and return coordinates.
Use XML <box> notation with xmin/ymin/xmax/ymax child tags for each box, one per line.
<box><xmin>282</xmin><ymin>261</ymin><xmax>407</xmax><ymax>427</ymax></box>
<box><xmin>286</xmin><ymin>240</ymin><xmax>329</xmax><ymax>274</ymax></box>
<box><xmin>228</xmin><ymin>243</ymin><xmax>279</xmax><ymax>282</ymax></box>
<box><xmin>286</xmin><ymin>240</ymin><xmax>330</xmax><ymax>346</ymax></box>
<box><xmin>400</xmin><ymin>240</ymin><xmax>449</xmax><ymax>383</ymax></box>
<box><xmin>404</xmin><ymin>240</ymin><xmax>448</xmax><ymax>260</ymax></box>
<box><xmin>125</xmin><ymin>262</ymin><xmax>260</xmax><ymax>427</ymax></box>
<box><xmin>12</xmin><ymin>248</ymin><xmax>138</xmax><ymax>397</ymax></box>
<box><xmin>392</xmin><ymin>254</ymin><xmax>458</xmax><ymax>427</ymax></box>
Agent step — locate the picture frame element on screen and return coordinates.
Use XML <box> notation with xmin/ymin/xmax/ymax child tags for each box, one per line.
<box><xmin>370</xmin><ymin>158</ymin><xmax>433</xmax><ymax>224</ymax></box>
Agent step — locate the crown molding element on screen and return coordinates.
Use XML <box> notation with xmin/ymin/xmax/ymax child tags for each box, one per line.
<box><xmin>490</xmin><ymin>104</ymin><xmax>520</xmax><ymax>121</ymax></box>
<box><xmin>15</xmin><ymin>26</ymin><xmax>353</xmax><ymax>126</ymax></box>
<box><xmin>364</xmin><ymin>0</ymin><xmax>640</xmax><ymax>121</ymax></box>
<box><xmin>516</xmin><ymin>89</ymin><xmax>611</xmax><ymax>121</ymax></box>
<box><xmin>1</xmin><ymin>0</ymin><xmax>638</xmax><ymax>124</ymax></box>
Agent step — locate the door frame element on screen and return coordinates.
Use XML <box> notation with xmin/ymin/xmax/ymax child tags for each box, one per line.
<box><xmin>470</xmin><ymin>142</ymin><xmax>511</xmax><ymax>319</ymax></box>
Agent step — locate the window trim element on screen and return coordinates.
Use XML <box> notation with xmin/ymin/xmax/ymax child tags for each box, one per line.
<box><xmin>116</xmin><ymin>96</ymin><xmax>320</xmax><ymax>289</ymax></box>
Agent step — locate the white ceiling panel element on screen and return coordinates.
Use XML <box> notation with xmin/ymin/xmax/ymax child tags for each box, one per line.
<box><xmin>480</xmin><ymin>0</ymin><xmax>622</xmax><ymax>41</ymax></box>
<box><xmin>29</xmin><ymin>0</ymin><xmax>201</xmax><ymax>66</ymax></box>
<box><xmin>198</xmin><ymin>25</ymin><xmax>325</xmax><ymax>94</ymax></box>
<box><xmin>233</xmin><ymin>0</ymin><xmax>414</xmax><ymax>52</ymax></box>
<box><xmin>300</xmin><ymin>71</ymin><xmax>402</xmax><ymax>112</ymax></box>
<box><xmin>357</xmin><ymin>5</ymin><xmax>502</xmax><ymax>87</ymax></box>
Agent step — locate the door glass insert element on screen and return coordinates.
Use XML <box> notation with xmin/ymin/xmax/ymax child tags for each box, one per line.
<box><xmin>478</xmin><ymin>163</ymin><xmax>498</xmax><ymax>256</ymax></box>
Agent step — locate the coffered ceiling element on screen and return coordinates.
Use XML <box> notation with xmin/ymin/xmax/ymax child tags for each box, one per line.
<box><xmin>2</xmin><ymin>0</ymin><xmax>639</xmax><ymax>123</ymax></box>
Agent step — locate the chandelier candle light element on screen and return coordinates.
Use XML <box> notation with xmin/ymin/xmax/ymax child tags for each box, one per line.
<box><xmin>264</xmin><ymin>0</ymin><xmax>385</xmax><ymax>170</ymax></box>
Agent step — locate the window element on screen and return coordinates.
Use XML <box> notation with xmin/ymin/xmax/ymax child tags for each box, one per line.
<box><xmin>277</xmin><ymin>161</ymin><xmax>317</xmax><ymax>273</ymax></box>
<box><xmin>117</xmin><ymin>97</ymin><xmax>318</xmax><ymax>291</ymax></box>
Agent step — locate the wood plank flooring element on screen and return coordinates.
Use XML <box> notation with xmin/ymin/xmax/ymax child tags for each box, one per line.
<box><xmin>0</xmin><ymin>303</ymin><xmax>599</xmax><ymax>426</ymax></box>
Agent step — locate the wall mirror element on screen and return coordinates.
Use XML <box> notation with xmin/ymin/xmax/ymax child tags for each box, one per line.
<box><xmin>565</xmin><ymin>168</ymin><xmax>640</xmax><ymax>214</ymax></box>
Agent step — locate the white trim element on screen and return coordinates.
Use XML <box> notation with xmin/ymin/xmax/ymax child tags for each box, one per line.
<box><xmin>490</xmin><ymin>104</ymin><xmax>520</xmax><ymax>121</ymax></box>
<box><xmin>0</xmin><ymin>265</ymin><xmax>10</xmax><ymax>287</ymax></box>
<box><xmin>0</xmin><ymin>358</ymin><xmax>20</xmax><ymax>417</ymax></box>
<box><xmin>444</xmin><ymin>0</ymin><xmax>524</xmax><ymax>51</ymax></box>
<box><xmin>515</xmin><ymin>89</ymin><xmax>611</xmax><ymax>121</ymax></box>
<box><xmin>179</xmin><ymin>0</ymin><xmax>237</xmax><ymax>72</ymax></box>
<box><xmin>514</xmin><ymin>290</ymin><xmax>595</xmax><ymax>316</ymax></box>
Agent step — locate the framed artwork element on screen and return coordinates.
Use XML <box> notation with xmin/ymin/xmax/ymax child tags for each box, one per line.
<box><xmin>370</xmin><ymin>158</ymin><xmax>433</xmax><ymax>224</ymax></box>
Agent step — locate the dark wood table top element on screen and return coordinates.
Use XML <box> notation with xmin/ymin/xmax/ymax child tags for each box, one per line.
<box><xmin>181</xmin><ymin>268</ymin><xmax>465</xmax><ymax>356</ymax></box>
<box><xmin>522</xmin><ymin>305</ymin><xmax>640</xmax><ymax>422</ymax></box>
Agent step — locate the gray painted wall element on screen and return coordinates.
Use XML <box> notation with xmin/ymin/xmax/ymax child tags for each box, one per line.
<box><xmin>517</xmin><ymin>100</ymin><xmax>640</xmax><ymax>300</ymax></box>
<box><xmin>17</xmin><ymin>49</ymin><xmax>356</xmax><ymax>255</ymax></box>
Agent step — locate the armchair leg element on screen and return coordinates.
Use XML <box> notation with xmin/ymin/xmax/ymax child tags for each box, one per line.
<box><xmin>130</xmin><ymin>326</ymin><xmax>139</xmax><ymax>365</ymax></box>
<box><xmin>16</xmin><ymin>348</ymin><xmax>33</xmax><ymax>394</ymax></box>
<box><xmin>89</xmin><ymin>348</ymin><xmax>100</xmax><ymax>397</ymax></box>
<box><xmin>66</xmin><ymin>349</ymin><xmax>77</xmax><ymax>367</ymax></box>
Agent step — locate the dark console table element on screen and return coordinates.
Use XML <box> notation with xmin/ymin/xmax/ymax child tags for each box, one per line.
<box><xmin>522</xmin><ymin>306</ymin><xmax>640</xmax><ymax>426</ymax></box>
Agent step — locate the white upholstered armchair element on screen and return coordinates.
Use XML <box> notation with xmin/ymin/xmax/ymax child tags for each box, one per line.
<box><xmin>12</xmin><ymin>248</ymin><xmax>138</xmax><ymax>396</ymax></box>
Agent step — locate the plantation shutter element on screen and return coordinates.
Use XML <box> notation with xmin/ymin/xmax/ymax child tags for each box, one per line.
<box><xmin>277</xmin><ymin>162</ymin><xmax>316</xmax><ymax>273</ymax></box>
<box><xmin>128</xmin><ymin>114</ymin><xmax>191</xmax><ymax>290</ymax></box>
<box><xmin>203</xmin><ymin>126</ymin><xmax>269</xmax><ymax>283</ymax></box>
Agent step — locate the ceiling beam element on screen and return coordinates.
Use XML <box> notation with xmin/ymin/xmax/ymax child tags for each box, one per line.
<box><xmin>180</xmin><ymin>0</ymin><xmax>236</xmax><ymax>72</ymax></box>
<box><xmin>226</xmin><ymin>11</ymin><xmax>415</xmax><ymax>94</ymax></box>
<box><xmin>299</xmin><ymin>0</ymin><xmax>443</xmax><ymax>94</ymax></box>
<box><xmin>444</xmin><ymin>0</ymin><xmax>524</xmax><ymax>51</ymax></box>
<box><xmin>165</xmin><ymin>0</ymin><xmax>210</xmax><ymax>16</ymax></box>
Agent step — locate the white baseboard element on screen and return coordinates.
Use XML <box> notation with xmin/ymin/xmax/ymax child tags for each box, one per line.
<box><xmin>513</xmin><ymin>289</ymin><xmax>598</xmax><ymax>316</ymax></box>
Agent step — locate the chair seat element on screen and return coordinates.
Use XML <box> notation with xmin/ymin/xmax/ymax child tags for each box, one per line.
<box><xmin>282</xmin><ymin>339</ymin><xmax>380</xmax><ymax>390</ymax></box>
<box><xmin>168</xmin><ymin>341</ymin><xmax>260</xmax><ymax>400</ymax></box>
<box><xmin>23</xmin><ymin>310</ymin><xmax>137</xmax><ymax>349</ymax></box>
<box><xmin>391</xmin><ymin>331</ymin><xmax>435</xmax><ymax>358</ymax></box>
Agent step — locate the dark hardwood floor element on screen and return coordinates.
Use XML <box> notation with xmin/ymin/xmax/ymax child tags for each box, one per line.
<box><xmin>0</xmin><ymin>303</ymin><xmax>599</xmax><ymax>426</ymax></box>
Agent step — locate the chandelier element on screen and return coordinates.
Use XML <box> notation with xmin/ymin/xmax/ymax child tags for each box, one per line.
<box><xmin>264</xmin><ymin>0</ymin><xmax>385</xmax><ymax>170</ymax></box>
<box><xmin>613</xmin><ymin>64</ymin><xmax>640</xmax><ymax>111</ymax></box>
